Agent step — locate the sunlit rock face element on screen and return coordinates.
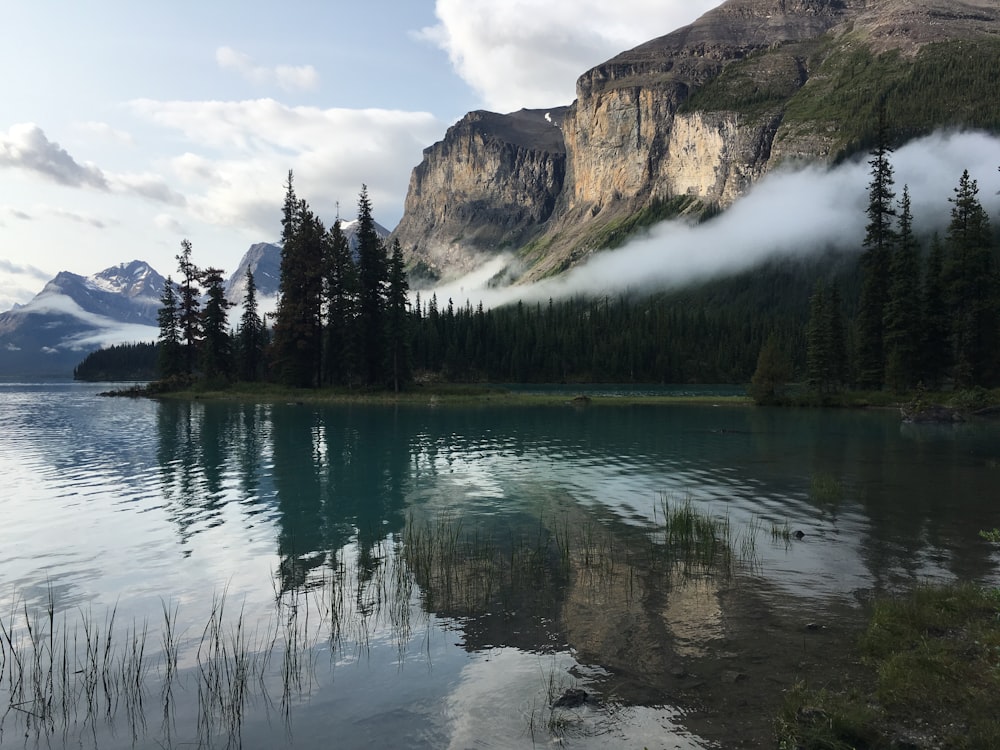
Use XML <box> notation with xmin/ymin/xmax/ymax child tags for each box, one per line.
<box><xmin>390</xmin><ymin>108</ymin><xmax>568</xmax><ymax>286</ymax></box>
<box><xmin>392</xmin><ymin>0</ymin><xmax>1000</xmax><ymax>286</ymax></box>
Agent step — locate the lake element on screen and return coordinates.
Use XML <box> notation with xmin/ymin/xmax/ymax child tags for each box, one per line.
<box><xmin>1</xmin><ymin>381</ymin><xmax>998</xmax><ymax>749</ymax></box>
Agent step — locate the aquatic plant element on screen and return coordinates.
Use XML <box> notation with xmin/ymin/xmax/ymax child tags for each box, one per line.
<box><xmin>809</xmin><ymin>473</ymin><xmax>844</xmax><ymax>504</ymax></box>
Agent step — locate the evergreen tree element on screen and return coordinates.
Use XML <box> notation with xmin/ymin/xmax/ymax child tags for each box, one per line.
<box><xmin>236</xmin><ymin>270</ymin><xmax>266</xmax><ymax>382</ymax></box>
<box><xmin>355</xmin><ymin>185</ymin><xmax>388</xmax><ymax>386</ymax></box>
<box><xmin>828</xmin><ymin>286</ymin><xmax>849</xmax><ymax>387</ymax></box>
<box><xmin>749</xmin><ymin>333</ymin><xmax>791</xmax><ymax>404</ymax></box>
<box><xmin>200</xmin><ymin>267</ymin><xmax>233</xmax><ymax>381</ymax></box>
<box><xmin>855</xmin><ymin>112</ymin><xmax>896</xmax><ymax>389</ymax></box>
<box><xmin>175</xmin><ymin>239</ymin><xmax>202</xmax><ymax>376</ymax></box>
<box><xmin>386</xmin><ymin>238</ymin><xmax>412</xmax><ymax>392</ymax></box>
<box><xmin>322</xmin><ymin>219</ymin><xmax>359</xmax><ymax>386</ymax></box>
<box><xmin>920</xmin><ymin>234</ymin><xmax>950</xmax><ymax>388</ymax></box>
<box><xmin>883</xmin><ymin>186</ymin><xmax>923</xmax><ymax>392</ymax></box>
<box><xmin>944</xmin><ymin>170</ymin><xmax>996</xmax><ymax>386</ymax></box>
<box><xmin>271</xmin><ymin>174</ymin><xmax>325</xmax><ymax>387</ymax></box>
<box><xmin>807</xmin><ymin>283</ymin><xmax>847</xmax><ymax>394</ymax></box>
<box><xmin>157</xmin><ymin>276</ymin><xmax>183</xmax><ymax>379</ymax></box>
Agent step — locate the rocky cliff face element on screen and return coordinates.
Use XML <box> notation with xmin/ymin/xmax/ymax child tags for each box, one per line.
<box><xmin>391</xmin><ymin>108</ymin><xmax>568</xmax><ymax>284</ymax></box>
<box><xmin>392</xmin><ymin>0</ymin><xmax>1000</xmax><ymax>286</ymax></box>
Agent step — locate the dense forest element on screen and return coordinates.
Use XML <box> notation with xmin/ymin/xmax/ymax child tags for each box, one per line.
<box><xmin>78</xmin><ymin>135</ymin><xmax>1000</xmax><ymax>400</ymax></box>
<box><xmin>74</xmin><ymin>342</ymin><xmax>158</xmax><ymax>381</ymax></box>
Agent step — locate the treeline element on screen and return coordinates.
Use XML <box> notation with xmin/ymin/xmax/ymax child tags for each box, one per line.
<box><xmin>94</xmin><ymin>129</ymin><xmax>1000</xmax><ymax>395</ymax></box>
<box><xmin>74</xmin><ymin>342</ymin><xmax>158</xmax><ymax>381</ymax></box>
<box><xmin>153</xmin><ymin>173</ymin><xmax>411</xmax><ymax>391</ymax></box>
<box><xmin>753</xmin><ymin>115</ymin><xmax>1000</xmax><ymax>403</ymax></box>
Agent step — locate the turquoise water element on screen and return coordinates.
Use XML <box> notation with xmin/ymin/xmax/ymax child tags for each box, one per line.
<box><xmin>1</xmin><ymin>382</ymin><xmax>998</xmax><ymax>748</ymax></box>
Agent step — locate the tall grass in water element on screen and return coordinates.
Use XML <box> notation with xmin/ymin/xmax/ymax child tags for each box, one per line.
<box><xmin>1</xmin><ymin>502</ymin><xmax>771</xmax><ymax>747</ymax></box>
<box><xmin>652</xmin><ymin>494</ymin><xmax>761</xmax><ymax>574</ymax></box>
<box><xmin>0</xmin><ymin>581</ymin><xmax>326</xmax><ymax>749</ymax></box>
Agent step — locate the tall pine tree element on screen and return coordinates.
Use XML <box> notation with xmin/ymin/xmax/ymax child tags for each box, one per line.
<box><xmin>200</xmin><ymin>267</ymin><xmax>233</xmax><ymax>381</ymax></box>
<box><xmin>386</xmin><ymin>238</ymin><xmax>412</xmax><ymax>392</ymax></box>
<box><xmin>944</xmin><ymin>170</ymin><xmax>997</xmax><ymax>386</ymax></box>
<box><xmin>355</xmin><ymin>185</ymin><xmax>388</xmax><ymax>387</ymax></box>
<box><xmin>176</xmin><ymin>239</ymin><xmax>202</xmax><ymax>376</ymax></box>
<box><xmin>236</xmin><ymin>270</ymin><xmax>266</xmax><ymax>382</ymax></box>
<box><xmin>322</xmin><ymin>219</ymin><xmax>359</xmax><ymax>386</ymax></box>
<box><xmin>883</xmin><ymin>186</ymin><xmax>923</xmax><ymax>392</ymax></box>
<box><xmin>920</xmin><ymin>234</ymin><xmax>950</xmax><ymax>388</ymax></box>
<box><xmin>157</xmin><ymin>276</ymin><xmax>183</xmax><ymax>379</ymax></box>
<box><xmin>271</xmin><ymin>172</ymin><xmax>325</xmax><ymax>387</ymax></box>
<box><xmin>855</xmin><ymin>111</ymin><xmax>896</xmax><ymax>389</ymax></box>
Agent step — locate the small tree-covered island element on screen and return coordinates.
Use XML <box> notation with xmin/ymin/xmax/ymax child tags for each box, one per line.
<box><xmin>85</xmin><ymin>139</ymin><xmax>1000</xmax><ymax>419</ymax></box>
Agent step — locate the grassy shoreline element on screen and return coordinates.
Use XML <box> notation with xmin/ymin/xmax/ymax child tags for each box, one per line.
<box><xmin>777</xmin><ymin>582</ymin><xmax>1000</xmax><ymax>749</ymax></box>
<box><xmin>106</xmin><ymin>380</ymin><xmax>754</xmax><ymax>407</ymax></box>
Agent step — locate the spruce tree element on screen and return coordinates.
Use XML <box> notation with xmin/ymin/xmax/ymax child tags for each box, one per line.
<box><xmin>200</xmin><ymin>267</ymin><xmax>233</xmax><ymax>382</ymax></box>
<box><xmin>157</xmin><ymin>276</ymin><xmax>183</xmax><ymax>379</ymax></box>
<box><xmin>175</xmin><ymin>239</ymin><xmax>202</xmax><ymax>376</ymax></box>
<box><xmin>749</xmin><ymin>333</ymin><xmax>791</xmax><ymax>404</ymax></box>
<box><xmin>272</xmin><ymin>173</ymin><xmax>325</xmax><ymax>387</ymax></box>
<box><xmin>807</xmin><ymin>283</ymin><xmax>847</xmax><ymax>395</ymax></box>
<box><xmin>807</xmin><ymin>285</ymin><xmax>830</xmax><ymax>393</ymax></box>
<box><xmin>386</xmin><ymin>238</ymin><xmax>412</xmax><ymax>392</ymax></box>
<box><xmin>355</xmin><ymin>185</ymin><xmax>388</xmax><ymax>386</ymax></box>
<box><xmin>236</xmin><ymin>270</ymin><xmax>266</xmax><ymax>382</ymax></box>
<box><xmin>944</xmin><ymin>170</ymin><xmax>997</xmax><ymax>386</ymax></box>
<box><xmin>855</xmin><ymin>112</ymin><xmax>896</xmax><ymax>390</ymax></box>
<box><xmin>883</xmin><ymin>186</ymin><xmax>923</xmax><ymax>392</ymax></box>
<box><xmin>322</xmin><ymin>219</ymin><xmax>359</xmax><ymax>386</ymax></box>
<box><xmin>920</xmin><ymin>234</ymin><xmax>950</xmax><ymax>388</ymax></box>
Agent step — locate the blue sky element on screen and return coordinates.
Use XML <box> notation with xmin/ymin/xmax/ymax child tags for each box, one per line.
<box><xmin>0</xmin><ymin>0</ymin><xmax>723</xmax><ymax>311</ymax></box>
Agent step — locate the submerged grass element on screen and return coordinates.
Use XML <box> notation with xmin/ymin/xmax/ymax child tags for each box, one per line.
<box><xmin>1</xmin><ymin>497</ymin><xmax>780</xmax><ymax>747</ymax></box>
<box><xmin>776</xmin><ymin>583</ymin><xmax>1000</xmax><ymax>749</ymax></box>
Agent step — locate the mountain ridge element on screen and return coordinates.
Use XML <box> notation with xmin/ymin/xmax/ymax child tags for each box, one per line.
<box><xmin>0</xmin><ymin>218</ymin><xmax>393</xmax><ymax>377</ymax></box>
<box><xmin>391</xmin><ymin>0</ymin><xmax>1000</xmax><ymax>287</ymax></box>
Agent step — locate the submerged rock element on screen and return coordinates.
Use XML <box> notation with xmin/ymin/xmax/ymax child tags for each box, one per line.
<box><xmin>552</xmin><ymin>688</ymin><xmax>593</xmax><ymax>709</ymax></box>
<box><xmin>900</xmin><ymin>403</ymin><xmax>964</xmax><ymax>424</ymax></box>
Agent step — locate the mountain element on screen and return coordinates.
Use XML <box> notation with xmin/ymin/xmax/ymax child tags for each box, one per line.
<box><xmin>224</xmin><ymin>219</ymin><xmax>391</xmax><ymax>305</ymax></box>
<box><xmin>0</xmin><ymin>261</ymin><xmax>165</xmax><ymax>377</ymax></box>
<box><xmin>225</xmin><ymin>242</ymin><xmax>283</xmax><ymax>305</ymax></box>
<box><xmin>392</xmin><ymin>0</ymin><xmax>1000</xmax><ymax>286</ymax></box>
<box><xmin>0</xmin><ymin>215</ymin><xmax>396</xmax><ymax>378</ymax></box>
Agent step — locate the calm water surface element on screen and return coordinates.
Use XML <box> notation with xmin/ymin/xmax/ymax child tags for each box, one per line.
<box><xmin>1</xmin><ymin>382</ymin><xmax>998</xmax><ymax>748</ymax></box>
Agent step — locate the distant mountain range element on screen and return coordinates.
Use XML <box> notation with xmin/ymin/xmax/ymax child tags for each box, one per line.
<box><xmin>0</xmin><ymin>219</ymin><xmax>390</xmax><ymax>378</ymax></box>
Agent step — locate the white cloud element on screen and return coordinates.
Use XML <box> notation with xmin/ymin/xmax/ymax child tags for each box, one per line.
<box><xmin>73</xmin><ymin>121</ymin><xmax>135</xmax><ymax>146</ymax></box>
<box><xmin>443</xmin><ymin>131</ymin><xmax>1000</xmax><ymax>307</ymax></box>
<box><xmin>130</xmin><ymin>98</ymin><xmax>444</xmax><ymax>232</ymax></box>
<box><xmin>2</xmin><ymin>204</ymin><xmax>108</xmax><ymax>229</ymax></box>
<box><xmin>154</xmin><ymin>213</ymin><xmax>186</xmax><ymax>235</ymax></box>
<box><xmin>0</xmin><ymin>257</ymin><xmax>50</xmax><ymax>312</ymax></box>
<box><xmin>0</xmin><ymin>123</ymin><xmax>109</xmax><ymax>189</ymax></box>
<box><xmin>109</xmin><ymin>172</ymin><xmax>187</xmax><ymax>206</ymax></box>
<box><xmin>216</xmin><ymin>46</ymin><xmax>320</xmax><ymax>92</ymax></box>
<box><xmin>418</xmin><ymin>0</ymin><xmax>724</xmax><ymax>111</ymax></box>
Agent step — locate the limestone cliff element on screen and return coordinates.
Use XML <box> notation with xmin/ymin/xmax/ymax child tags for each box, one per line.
<box><xmin>392</xmin><ymin>0</ymin><xmax>1000</xmax><ymax>286</ymax></box>
<box><xmin>391</xmin><ymin>108</ymin><xmax>568</xmax><ymax>285</ymax></box>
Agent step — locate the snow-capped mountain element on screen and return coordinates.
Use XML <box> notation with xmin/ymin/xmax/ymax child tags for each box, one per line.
<box><xmin>1</xmin><ymin>222</ymin><xmax>394</xmax><ymax>377</ymax></box>
<box><xmin>0</xmin><ymin>261</ymin><xmax>165</xmax><ymax>377</ymax></box>
<box><xmin>223</xmin><ymin>220</ymin><xmax>391</xmax><ymax>307</ymax></box>
<box><xmin>224</xmin><ymin>242</ymin><xmax>282</xmax><ymax>306</ymax></box>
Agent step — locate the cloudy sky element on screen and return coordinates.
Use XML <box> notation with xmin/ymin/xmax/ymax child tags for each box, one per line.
<box><xmin>0</xmin><ymin>0</ymin><xmax>723</xmax><ymax>311</ymax></box>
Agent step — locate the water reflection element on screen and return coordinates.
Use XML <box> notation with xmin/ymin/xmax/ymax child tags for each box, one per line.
<box><xmin>3</xmin><ymin>385</ymin><xmax>1000</xmax><ymax>748</ymax></box>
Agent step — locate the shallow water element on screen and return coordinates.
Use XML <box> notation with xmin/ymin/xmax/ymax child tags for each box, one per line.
<box><xmin>0</xmin><ymin>382</ymin><xmax>998</xmax><ymax>748</ymax></box>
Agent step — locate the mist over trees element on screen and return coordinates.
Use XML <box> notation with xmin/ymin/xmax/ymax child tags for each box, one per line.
<box><xmin>124</xmin><ymin>146</ymin><xmax>1000</xmax><ymax>398</ymax></box>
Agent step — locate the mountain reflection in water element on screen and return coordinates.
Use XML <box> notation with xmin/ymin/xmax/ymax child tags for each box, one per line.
<box><xmin>1</xmin><ymin>383</ymin><xmax>998</xmax><ymax>748</ymax></box>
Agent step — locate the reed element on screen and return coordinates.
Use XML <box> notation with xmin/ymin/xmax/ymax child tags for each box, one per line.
<box><xmin>1</xmin><ymin>498</ymin><xmax>772</xmax><ymax>746</ymax></box>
